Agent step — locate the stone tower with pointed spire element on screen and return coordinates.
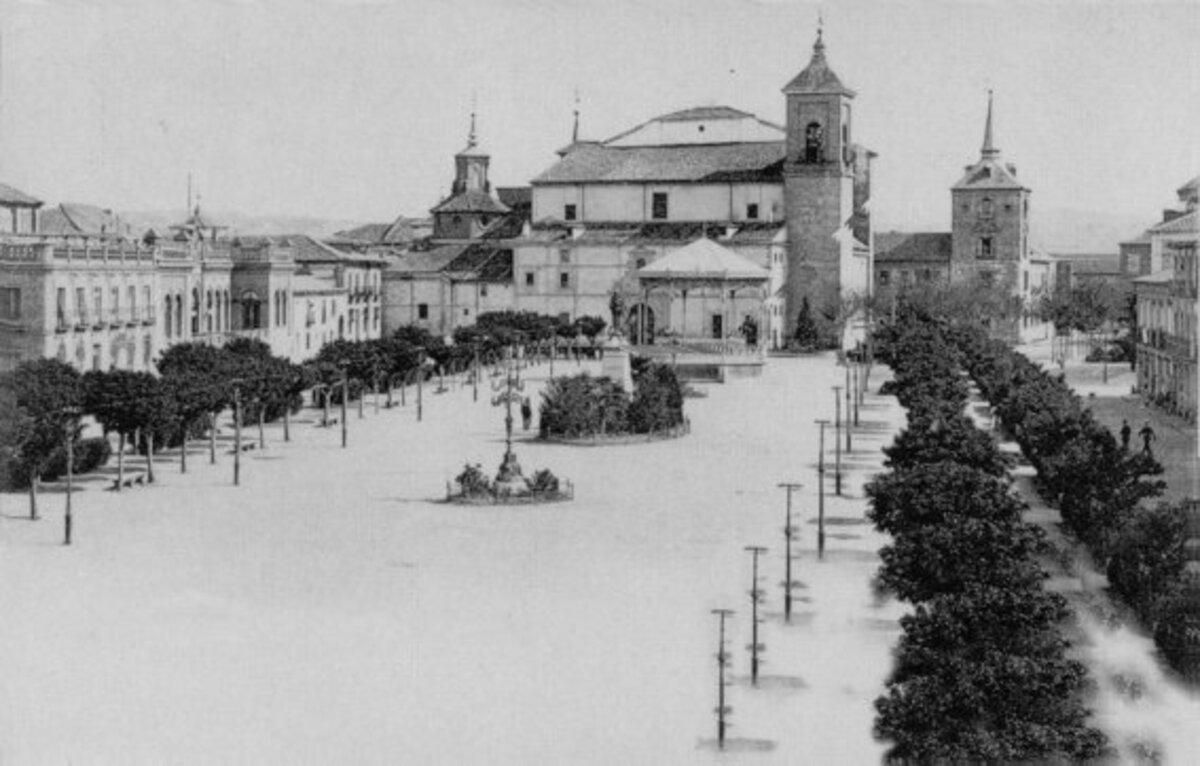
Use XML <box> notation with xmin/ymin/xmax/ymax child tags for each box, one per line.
<box><xmin>782</xmin><ymin>26</ymin><xmax>860</xmax><ymax>337</ymax></box>
<box><xmin>950</xmin><ymin>91</ymin><xmax>1031</xmax><ymax>333</ymax></box>
<box><xmin>432</xmin><ymin>110</ymin><xmax>510</xmax><ymax>240</ymax></box>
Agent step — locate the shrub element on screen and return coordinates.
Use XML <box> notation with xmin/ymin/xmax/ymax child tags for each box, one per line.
<box><xmin>455</xmin><ymin>463</ymin><xmax>492</xmax><ymax>497</ymax></box>
<box><xmin>529</xmin><ymin>469</ymin><xmax>560</xmax><ymax>494</ymax></box>
<box><xmin>8</xmin><ymin>435</ymin><xmax>111</xmax><ymax>487</ymax></box>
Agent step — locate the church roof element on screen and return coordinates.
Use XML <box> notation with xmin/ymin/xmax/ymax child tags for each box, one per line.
<box><xmin>0</xmin><ymin>182</ymin><xmax>42</xmax><ymax>207</ymax></box>
<box><xmin>532</xmin><ymin>142</ymin><xmax>785</xmax><ymax>185</ymax></box>
<box><xmin>637</xmin><ymin>237</ymin><xmax>769</xmax><ymax>281</ymax></box>
<box><xmin>782</xmin><ymin>32</ymin><xmax>856</xmax><ymax>97</ymax></box>
<box><xmin>874</xmin><ymin>232</ymin><xmax>953</xmax><ymax>264</ymax></box>
<box><xmin>657</xmin><ymin>106</ymin><xmax>758</xmax><ymax>123</ymax></box>
<box><xmin>431</xmin><ymin>189</ymin><xmax>511</xmax><ymax>215</ymax></box>
<box><xmin>951</xmin><ymin>159</ymin><xmax>1027</xmax><ymax>191</ymax></box>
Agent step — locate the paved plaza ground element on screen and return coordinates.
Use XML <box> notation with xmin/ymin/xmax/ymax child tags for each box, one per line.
<box><xmin>0</xmin><ymin>354</ymin><xmax>913</xmax><ymax>764</ymax></box>
<box><xmin>1018</xmin><ymin>339</ymin><xmax>1199</xmax><ymax>502</ymax></box>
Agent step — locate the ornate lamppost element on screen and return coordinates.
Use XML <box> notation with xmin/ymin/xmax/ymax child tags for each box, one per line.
<box><xmin>491</xmin><ymin>346</ymin><xmax>526</xmax><ymax>489</ymax></box>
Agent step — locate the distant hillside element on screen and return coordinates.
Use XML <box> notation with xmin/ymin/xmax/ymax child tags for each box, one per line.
<box><xmin>1029</xmin><ymin>208</ymin><xmax>1148</xmax><ymax>254</ymax></box>
<box><xmin>122</xmin><ymin>210</ymin><xmax>376</xmax><ymax>239</ymax></box>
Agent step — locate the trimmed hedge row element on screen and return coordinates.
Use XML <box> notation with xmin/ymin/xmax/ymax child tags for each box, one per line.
<box><xmin>948</xmin><ymin>323</ymin><xmax>1197</xmax><ymax>681</ymax></box>
<box><xmin>868</xmin><ymin>313</ymin><xmax>1107</xmax><ymax>762</ymax></box>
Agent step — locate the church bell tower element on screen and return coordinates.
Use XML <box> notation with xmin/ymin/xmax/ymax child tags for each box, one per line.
<box><xmin>782</xmin><ymin>26</ymin><xmax>857</xmax><ymax>336</ymax></box>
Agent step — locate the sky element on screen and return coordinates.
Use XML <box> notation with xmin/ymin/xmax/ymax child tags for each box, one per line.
<box><xmin>0</xmin><ymin>0</ymin><xmax>1196</xmax><ymax>231</ymax></box>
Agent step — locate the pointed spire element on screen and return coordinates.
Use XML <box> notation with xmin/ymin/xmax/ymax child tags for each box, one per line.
<box><xmin>981</xmin><ymin>90</ymin><xmax>999</xmax><ymax>159</ymax></box>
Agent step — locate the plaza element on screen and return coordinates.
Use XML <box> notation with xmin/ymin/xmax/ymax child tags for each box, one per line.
<box><xmin>0</xmin><ymin>354</ymin><xmax>909</xmax><ymax>764</ymax></box>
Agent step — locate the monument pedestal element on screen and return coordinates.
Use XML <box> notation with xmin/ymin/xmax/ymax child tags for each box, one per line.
<box><xmin>601</xmin><ymin>334</ymin><xmax>634</xmax><ymax>394</ymax></box>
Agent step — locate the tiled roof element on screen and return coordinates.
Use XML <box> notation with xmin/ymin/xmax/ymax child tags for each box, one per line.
<box><xmin>525</xmin><ymin>220</ymin><xmax>781</xmax><ymax>245</ymax></box>
<box><xmin>1051</xmin><ymin>252</ymin><xmax>1122</xmax><ymax>274</ymax></box>
<box><xmin>638</xmin><ymin>237</ymin><xmax>769</xmax><ymax>281</ymax></box>
<box><xmin>386</xmin><ymin>244</ymin><xmax>469</xmax><ymax>275</ymax></box>
<box><xmin>39</xmin><ymin>203</ymin><xmax>130</xmax><ymax>238</ymax></box>
<box><xmin>0</xmin><ymin>182</ymin><xmax>41</xmax><ymax>207</ymax></box>
<box><xmin>496</xmin><ymin>187</ymin><xmax>531</xmax><ymax>208</ymax></box>
<box><xmin>874</xmin><ymin>232</ymin><xmax>953</xmax><ymax>264</ymax></box>
<box><xmin>1148</xmin><ymin>209</ymin><xmax>1198</xmax><ymax>235</ymax></box>
<box><xmin>952</xmin><ymin>159</ymin><xmax>1027</xmax><ymax>191</ymax></box>
<box><xmin>445</xmin><ymin>244</ymin><xmax>513</xmax><ymax>282</ymax></box>
<box><xmin>238</xmin><ymin>234</ymin><xmax>386</xmax><ymax>265</ymax></box>
<box><xmin>431</xmin><ymin>189</ymin><xmax>510</xmax><ymax>215</ymax></box>
<box><xmin>782</xmin><ymin>38</ymin><xmax>856</xmax><ymax>97</ymax></box>
<box><xmin>1177</xmin><ymin>175</ymin><xmax>1198</xmax><ymax>201</ymax></box>
<box><xmin>658</xmin><ymin>106</ymin><xmax>755</xmax><ymax>122</ymax></box>
<box><xmin>532</xmin><ymin>142</ymin><xmax>785</xmax><ymax>185</ymax></box>
<box><xmin>329</xmin><ymin>223</ymin><xmax>391</xmax><ymax>244</ymax></box>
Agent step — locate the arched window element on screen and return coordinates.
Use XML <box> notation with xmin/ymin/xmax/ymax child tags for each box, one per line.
<box><xmin>206</xmin><ymin>290</ymin><xmax>214</xmax><ymax>333</ymax></box>
<box><xmin>805</xmin><ymin>122</ymin><xmax>823</xmax><ymax>163</ymax></box>
<box><xmin>191</xmin><ymin>288</ymin><xmax>200</xmax><ymax>334</ymax></box>
<box><xmin>164</xmin><ymin>295</ymin><xmax>173</xmax><ymax>339</ymax></box>
<box><xmin>175</xmin><ymin>294</ymin><xmax>183</xmax><ymax>337</ymax></box>
<box><xmin>241</xmin><ymin>291</ymin><xmax>262</xmax><ymax>329</ymax></box>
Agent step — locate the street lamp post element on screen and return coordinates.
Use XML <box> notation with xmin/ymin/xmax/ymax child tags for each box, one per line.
<box><xmin>416</xmin><ymin>349</ymin><xmax>426</xmax><ymax>422</ymax></box>
<box><xmin>745</xmin><ymin>545</ymin><xmax>767</xmax><ymax>685</ymax></box>
<box><xmin>845</xmin><ymin>365</ymin><xmax>853</xmax><ymax>446</ymax></box>
<box><xmin>61</xmin><ymin>406</ymin><xmax>81</xmax><ymax>546</ymax></box>
<box><xmin>312</xmin><ymin>383</ymin><xmax>332</xmax><ymax>427</ymax></box>
<box><xmin>777</xmin><ymin>482</ymin><xmax>803</xmax><ymax>622</ymax></box>
<box><xmin>231</xmin><ymin>379</ymin><xmax>243</xmax><ymax>486</ymax></box>
<box><xmin>473</xmin><ymin>347</ymin><xmax>480</xmax><ymax>403</ymax></box>
<box><xmin>815</xmin><ymin>418</ymin><xmax>829</xmax><ymax>559</ymax></box>
<box><xmin>832</xmin><ymin>386</ymin><xmax>843</xmax><ymax>496</ymax></box>
<box><xmin>711</xmin><ymin>608</ymin><xmax>734</xmax><ymax>750</ymax></box>
<box><xmin>338</xmin><ymin>359</ymin><xmax>349</xmax><ymax>448</ymax></box>
<box><xmin>852</xmin><ymin>362</ymin><xmax>861</xmax><ymax>426</ymax></box>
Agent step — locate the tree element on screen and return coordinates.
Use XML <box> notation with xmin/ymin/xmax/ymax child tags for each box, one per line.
<box><xmin>882</xmin><ymin>414</ymin><xmax>1010</xmax><ymax>477</ymax></box>
<box><xmin>83</xmin><ymin>369</ymin><xmax>165</xmax><ymax>489</ymax></box>
<box><xmin>572</xmin><ymin>315</ymin><xmax>607</xmax><ymax>341</ymax></box>
<box><xmin>866</xmin><ymin>462</ymin><xmax>1025</xmax><ymax>537</ymax></box>
<box><xmin>1106</xmin><ymin>502</ymin><xmax>1188</xmax><ymax>627</ymax></box>
<box><xmin>6</xmin><ymin>359</ymin><xmax>83</xmax><ymax>517</ymax></box>
<box><xmin>158</xmin><ymin>343</ymin><xmax>228</xmax><ymax>473</ymax></box>
<box><xmin>792</xmin><ymin>296</ymin><xmax>820</xmax><ymax>350</ymax></box>
<box><xmin>875</xmin><ymin>584</ymin><xmax>1108</xmax><ymax>763</ymax></box>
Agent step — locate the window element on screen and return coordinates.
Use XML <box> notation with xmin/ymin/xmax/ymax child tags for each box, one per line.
<box><xmin>0</xmin><ymin>287</ymin><xmax>20</xmax><ymax>320</ymax></box>
<box><xmin>94</xmin><ymin>288</ymin><xmax>103</xmax><ymax>325</ymax></box>
<box><xmin>879</xmin><ymin>270</ymin><xmax>890</xmax><ymax>287</ymax></box>
<box><xmin>1023</xmin><ymin>271</ymin><xmax>1029</xmax><ymax>291</ymax></box>
<box><xmin>560</xmin><ymin>272</ymin><xmax>570</xmax><ymax>289</ymax></box>
<box><xmin>91</xmin><ymin>344</ymin><xmax>101</xmax><ymax>371</ymax></box>
<box><xmin>128</xmin><ymin>286</ymin><xmax>137</xmax><ymax>320</ymax></box>
<box><xmin>746</xmin><ymin>203</ymin><xmax>759</xmax><ymax>220</ymax></box>
<box><xmin>635</xmin><ymin>258</ymin><xmax>646</xmax><ymax>269</ymax></box>
<box><xmin>76</xmin><ymin>287</ymin><xmax>86</xmax><ymax>323</ymax></box>
<box><xmin>921</xmin><ymin>269</ymin><xmax>933</xmax><ymax>282</ymax></box>
<box><xmin>804</xmin><ymin>122</ymin><xmax>823</xmax><ymax>163</ymax></box>
<box><xmin>559</xmin><ymin>248</ymin><xmax>571</xmax><ymax>264</ymax></box>
<box><xmin>56</xmin><ymin>288</ymin><xmax>66</xmax><ymax>326</ymax></box>
<box><xmin>143</xmin><ymin>286</ymin><xmax>151</xmax><ymax>321</ymax></box>
<box><xmin>463</xmin><ymin>308</ymin><xmax>469</xmax><ymax>317</ymax></box>
<box><xmin>651</xmin><ymin>192</ymin><xmax>668</xmax><ymax>220</ymax></box>
<box><xmin>111</xmin><ymin>287</ymin><xmax>120</xmax><ymax>321</ymax></box>
<box><xmin>418</xmin><ymin>303</ymin><xmax>429</xmax><ymax>320</ymax></box>
<box><xmin>980</xmin><ymin>197</ymin><xmax>994</xmax><ymax>218</ymax></box>
<box><xmin>143</xmin><ymin>336</ymin><xmax>152</xmax><ymax>366</ymax></box>
<box><xmin>564</xmin><ymin>204</ymin><xmax>577</xmax><ymax>221</ymax></box>
<box><xmin>525</xmin><ymin>272</ymin><xmax>535</xmax><ymax>287</ymax></box>
<box><xmin>191</xmin><ymin>288</ymin><xmax>199</xmax><ymax>334</ymax></box>
<box><xmin>979</xmin><ymin>237</ymin><xmax>994</xmax><ymax>259</ymax></box>
<box><xmin>480</xmin><ymin>284</ymin><xmax>488</xmax><ymax>297</ymax></box>
<box><xmin>164</xmin><ymin>296</ymin><xmax>173</xmax><ymax>338</ymax></box>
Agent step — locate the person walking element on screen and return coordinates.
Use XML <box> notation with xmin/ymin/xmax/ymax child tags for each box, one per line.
<box><xmin>1138</xmin><ymin>421</ymin><xmax>1156</xmax><ymax>457</ymax></box>
<box><xmin>1120</xmin><ymin>419</ymin><xmax>1132</xmax><ymax>451</ymax></box>
<box><xmin>520</xmin><ymin>397</ymin><xmax>533</xmax><ymax>431</ymax></box>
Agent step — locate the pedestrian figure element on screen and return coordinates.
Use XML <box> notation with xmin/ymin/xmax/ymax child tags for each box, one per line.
<box><xmin>1120</xmin><ymin>419</ymin><xmax>1132</xmax><ymax>450</ymax></box>
<box><xmin>520</xmin><ymin>397</ymin><xmax>533</xmax><ymax>431</ymax></box>
<box><xmin>1138</xmin><ymin>421</ymin><xmax>1156</xmax><ymax>457</ymax></box>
